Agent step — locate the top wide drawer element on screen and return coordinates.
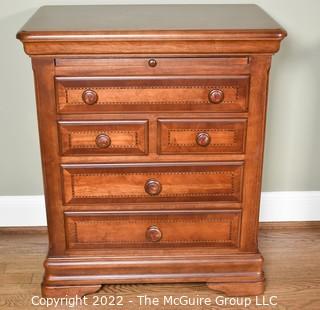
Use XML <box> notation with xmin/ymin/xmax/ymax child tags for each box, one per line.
<box><xmin>55</xmin><ymin>76</ymin><xmax>249</xmax><ymax>114</ymax></box>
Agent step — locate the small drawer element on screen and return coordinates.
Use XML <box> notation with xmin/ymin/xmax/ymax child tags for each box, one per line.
<box><xmin>62</xmin><ymin>162</ymin><xmax>243</xmax><ymax>204</ymax></box>
<box><xmin>158</xmin><ymin>118</ymin><xmax>247</xmax><ymax>154</ymax></box>
<box><xmin>55</xmin><ymin>57</ymin><xmax>249</xmax><ymax>76</ymax></box>
<box><xmin>64</xmin><ymin>211</ymin><xmax>241</xmax><ymax>250</ymax></box>
<box><xmin>55</xmin><ymin>76</ymin><xmax>249</xmax><ymax>114</ymax></box>
<box><xmin>58</xmin><ymin>120</ymin><xmax>148</xmax><ymax>156</ymax></box>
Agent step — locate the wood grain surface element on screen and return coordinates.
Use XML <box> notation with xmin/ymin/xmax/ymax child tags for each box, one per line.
<box><xmin>0</xmin><ymin>226</ymin><xmax>319</xmax><ymax>309</ymax></box>
<box><xmin>17</xmin><ymin>5</ymin><xmax>284</xmax><ymax>33</ymax></box>
<box><xmin>16</xmin><ymin>4</ymin><xmax>287</xmax><ymax>298</ymax></box>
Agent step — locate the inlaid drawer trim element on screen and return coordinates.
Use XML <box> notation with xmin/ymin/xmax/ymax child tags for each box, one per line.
<box><xmin>63</xmin><ymin>85</ymin><xmax>239</xmax><ymax>105</ymax></box>
<box><xmin>65</xmin><ymin>211</ymin><xmax>241</xmax><ymax>249</ymax></box>
<box><xmin>56</xmin><ymin>77</ymin><xmax>249</xmax><ymax>113</ymax></box>
<box><xmin>158</xmin><ymin>119</ymin><xmax>247</xmax><ymax>154</ymax></box>
<box><xmin>58</xmin><ymin>120</ymin><xmax>148</xmax><ymax>155</ymax></box>
<box><xmin>62</xmin><ymin>162</ymin><xmax>244</xmax><ymax>204</ymax></box>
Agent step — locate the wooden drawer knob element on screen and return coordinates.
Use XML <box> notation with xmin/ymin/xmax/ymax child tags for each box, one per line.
<box><xmin>144</xmin><ymin>179</ymin><xmax>162</xmax><ymax>196</ymax></box>
<box><xmin>148</xmin><ymin>58</ymin><xmax>157</xmax><ymax>67</ymax></box>
<box><xmin>208</xmin><ymin>89</ymin><xmax>224</xmax><ymax>104</ymax></box>
<box><xmin>82</xmin><ymin>89</ymin><xmax>98</xmax><ymax>105</ymax></box>
<box><xmin>95</xmin><ymin>133</ymin><xmax>111</xmax><ymax>148</ymax></box>
<box><xmin>196</xmin><ymin>132</ymin><xmax>211</xmax><ymax>147</ymax></box>
<box><xmin>146</xmin><ymin>225</ymin><xmax>162</xmax><ymax>242</ymax></box>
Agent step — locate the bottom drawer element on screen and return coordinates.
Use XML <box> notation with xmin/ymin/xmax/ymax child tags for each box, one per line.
<box><xmin>65</xmin><ymin>211</ymin><xmax>241</xmax><ymax>250</ymax></box>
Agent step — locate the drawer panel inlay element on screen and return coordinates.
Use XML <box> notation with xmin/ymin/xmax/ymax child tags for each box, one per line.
<box><xmin>62</xmin><ymin>162</ymin><xmax>243</xmax><ymax>204</ymax></box>
<box><xmin>58</xmin><ymin>120</ymin><xmax>148</xmax><ymax>155</ymax></box>
<box><xmin>65</xmin><ymin>211</ymin><xmax>241</xmax><ymax>249</ymax></box>
<box><xmin>56</xmin><ymin>77</ymin><xmax>249</xmax><ymax>113</ymax></box>
<box><xmin>158</xmin><ymin>119</ymin><xmax>247</xmax><ymax>154</ymax></box>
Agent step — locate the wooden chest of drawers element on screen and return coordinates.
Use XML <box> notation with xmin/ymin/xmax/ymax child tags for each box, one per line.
<box><xmin>17</xmin><ymin>4</ymin><xmax>286</xmax><ymax>297</ymax></box>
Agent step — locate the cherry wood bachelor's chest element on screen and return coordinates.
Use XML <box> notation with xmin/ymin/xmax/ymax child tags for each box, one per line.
<box><xmin>17</xmin><ymin>5</ymin><xmax>286</xmax><ymax>297</ymax></box>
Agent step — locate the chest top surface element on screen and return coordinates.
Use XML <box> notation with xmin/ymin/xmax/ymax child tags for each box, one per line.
<box><xmin>19</xmin><ymin>5</ymin><xmax>283</xmax><ymax>31</ymax></box>
<box><xmin>17</xmin><ymin>5</ymin><xmax>286</xmax><ymax>56</ymax></box>
<box><xmin>17</xmin><ymin>5</ymin><xmax>285</xmax><ymax>38</ymax></box>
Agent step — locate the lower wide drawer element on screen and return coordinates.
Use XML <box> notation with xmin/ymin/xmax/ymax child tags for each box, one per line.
<box><xmin>64</xmin><ymin>211</ymin><xmax>241</xmax><ymax>250</ymax></box>
<box><xmin>62</xmin><ymin>162</ymin><xmax>243</xmax><ymax>204</ymax></box>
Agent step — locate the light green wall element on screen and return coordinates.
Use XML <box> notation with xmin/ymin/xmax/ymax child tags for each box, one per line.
<box><xmin>0</xmin><ymin>0</ymin><xmax>319</xmax><ymax>195</ymax></box>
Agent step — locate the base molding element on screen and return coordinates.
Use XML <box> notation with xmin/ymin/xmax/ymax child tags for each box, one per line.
<box><xmin>42</xmin><ymin>252</ymin><xmax>264</xmax><ymax>297</ymax></box>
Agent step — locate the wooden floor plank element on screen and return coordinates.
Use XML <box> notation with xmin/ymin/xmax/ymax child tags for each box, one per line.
<box><xmin>31</xmin><ymin>273</ymin><xmax>43</xmax><ymax>284</ymax></box>
<box><xmin>0</xmin><ymin>274</ymin><xmax>33</xmax><ymax>284</ymax></box>
<box><xmin>5</xmin><ymin>261</ymin><xmax>44</xmax><ymax>274</ymax></box>
<box><xmin>0</xmin><ymin>226</ymin><xmax>319</xmax><ymax>309</ymax></box>
<box><xmin>0</xmin><ymin>263</ymin><xmax>6</xmax><ymax>274</ymax></box>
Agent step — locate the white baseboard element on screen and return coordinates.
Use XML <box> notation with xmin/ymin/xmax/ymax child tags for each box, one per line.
<box><xmin>259</xmin><ymin>191</ymin><xmax>320</xmax><ymax>222</ymax></box>
<box><xmin>0</xmin><ymin>192</ymin><xmax>319</xmax><ymax>226</ymax></box>
<box><xmin>0</xmin><ymin>196</ymin><xmax>47</xmax><ymax>226</ymax></box>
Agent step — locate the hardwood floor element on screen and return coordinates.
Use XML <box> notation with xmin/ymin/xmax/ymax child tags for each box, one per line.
<box><xmin>0</xmin><ymin>223</ymin><xmax>319</xmax><ymax>309</ymax></box>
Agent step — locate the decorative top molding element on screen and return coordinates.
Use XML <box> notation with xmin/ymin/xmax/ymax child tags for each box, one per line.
<box><xmin>17</xmin><ymin>5</ymin><xmax>286</xmax><ymax>55</ymax></box>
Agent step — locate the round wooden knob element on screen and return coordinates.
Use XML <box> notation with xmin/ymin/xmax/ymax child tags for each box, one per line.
<box><xmin>208</xmin><ymin>89</ymin><xmax>224</xmax><ymax>104</ymax></box>
<box><xmin>82</xmin><ymin>89</ymin><xmax>98</xmax><ymax>105</ymax></box>
<box><xmin>148</xmin><ymin>58</ymin><xmax>157</xmax><ymax>67</ymax></box>
<box><xmin>95</xmin><ymin>133</ymin><xmax>111</xmax><ymax>148</ymax></box>
<box><xmin>146</xmin><ymin>225</ymin><xmax>162</xmax><ymax>242</ymax></box>
<box><xmin>144</xmin><ymin>179</ymin><xmax>162</xmax><ymax>196</ymax></box>
<box><xmin>196</xmin><ymin>132</ymin><xmax>211</xmax><ymax>147</ymax></box>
